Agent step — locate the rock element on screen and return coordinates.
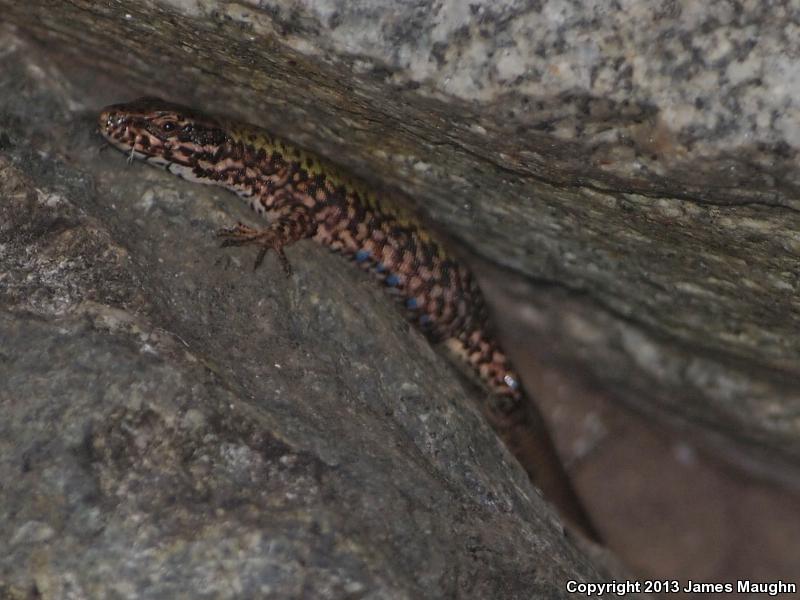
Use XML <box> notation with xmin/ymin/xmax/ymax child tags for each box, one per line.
<box><xmin>2</xmin><ymin>0</ymin><xmax>799</xmax><ymax>593</ymax></box>
<box><xmin>0</xmin><ymin>34</ymin><xmax>622</xmax><ymax>599</ymax></box>
<box><xmin>2</xmin><ymin>0</ymin><xmax>798</xmax><ymax>464</ymax></box>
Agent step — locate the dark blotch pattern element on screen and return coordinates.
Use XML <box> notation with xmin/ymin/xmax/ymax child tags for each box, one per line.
<box><xmin>98</xmin><ymin>98</ymin><xmax>524</xmax><ymax>408</ymax></box>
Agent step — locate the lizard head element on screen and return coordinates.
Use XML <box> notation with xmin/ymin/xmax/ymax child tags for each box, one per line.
<box><xmin>98</xmin><ymin>97</ymin><xmax>228</xmax><ymax>168</ymax></box>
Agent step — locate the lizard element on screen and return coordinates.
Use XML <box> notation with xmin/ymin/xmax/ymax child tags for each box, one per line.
<box><xmin>98</xmin><ymin>97</ymin><xmax>598</xmax><ymax>540</ymax></box>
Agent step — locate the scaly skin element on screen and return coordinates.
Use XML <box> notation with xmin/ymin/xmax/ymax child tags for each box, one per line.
<box><xmin>98</xmin><ymin>97</ymin><xmax>598</xmax><ymax>540</ymax></box>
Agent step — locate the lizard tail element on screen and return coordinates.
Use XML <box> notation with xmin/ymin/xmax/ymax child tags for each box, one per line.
<box><xmin>445</xmin><ymin>330</ymin><xmax>601</xmax><ymax>542</ymax></box>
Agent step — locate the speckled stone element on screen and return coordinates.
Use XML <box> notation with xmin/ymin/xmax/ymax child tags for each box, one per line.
<box><xmin>2</xmin><ymin>0</ymin><xmax>800</xmax><ymax>588</ymax></box>
<box><xmin>192</xmin><ymin>0</ymin><xmax>800</xmax><ymax>202</ymax></box>
<box><xmin>0</xmin><ymin>40</ymin><xmax>625</xmax><ymax>598</ymax></box>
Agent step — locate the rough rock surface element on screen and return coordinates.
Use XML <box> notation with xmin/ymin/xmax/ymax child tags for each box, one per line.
<box><xmin>2</xmin><ymin>0</ymin><xmax>800</xmax><ymax>594</ymax></box>
<box><xmin>2</xmin><ymin>0</ymin><xmax>798</xmax><ymax>465</ymax></box>
<box><xmin>0</xmin><ymin>35</ymin><xmax>621</xmax><ymax>599</ymax></box>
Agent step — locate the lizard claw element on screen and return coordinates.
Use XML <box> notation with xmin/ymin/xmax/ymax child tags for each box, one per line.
<box><xmin>216</xmin><ymin>222</ymin><xmax>259</xmax><ymax>244</ymax></box>
<box><xmin>217</xmin><ymin>222</ymin><xmax>292</xmax><ymax>275</ymax></box>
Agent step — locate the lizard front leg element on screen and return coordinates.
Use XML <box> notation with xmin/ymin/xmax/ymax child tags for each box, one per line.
<box><xmin>217</xmin><ymin>203</ymin><xmax>316</xmax><ymax>274</ymax></box>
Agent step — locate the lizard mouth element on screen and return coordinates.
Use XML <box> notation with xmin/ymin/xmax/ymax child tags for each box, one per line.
<box><xmin>98</xmin><ymin>109</ymin><xmax>194</xmax><ymax>170</ymax></box>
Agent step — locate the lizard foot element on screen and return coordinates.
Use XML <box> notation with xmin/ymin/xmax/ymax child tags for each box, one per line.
<box><xmin>216</xmin><ymin>222</ymin><xmax>292</xmax><ymax>275</ymax></box>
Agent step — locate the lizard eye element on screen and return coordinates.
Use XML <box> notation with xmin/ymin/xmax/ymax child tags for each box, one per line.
<box><xmin>161</xmin><ymin>121</ymin><xmax>176</xmax><ymax>132</ymax></box>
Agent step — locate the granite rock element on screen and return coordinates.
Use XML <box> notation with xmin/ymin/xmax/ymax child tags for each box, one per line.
<box><xmin>0</xmin><ymin>38</ymin><xmax>620</xmax><ymax>598</ymax></box>
<box><xmin>2</xmin><ymin>0</ymin><xmax>799</xmax><ymax>593</ymax></box>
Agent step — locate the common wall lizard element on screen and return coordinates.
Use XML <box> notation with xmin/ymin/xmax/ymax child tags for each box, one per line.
<box><xmin>98</xmin><ymin>97</ymin><xmax>598</xmax><ymax>540</ymax></box>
